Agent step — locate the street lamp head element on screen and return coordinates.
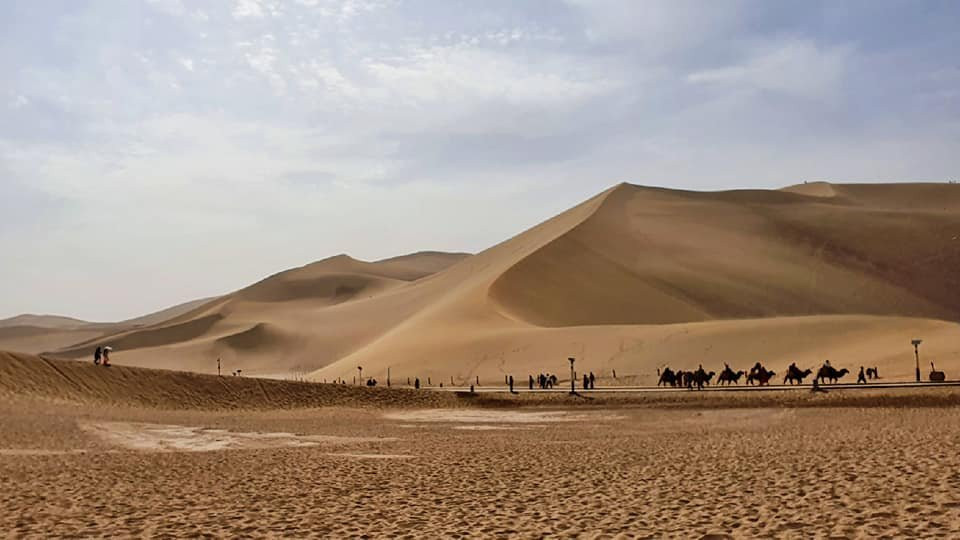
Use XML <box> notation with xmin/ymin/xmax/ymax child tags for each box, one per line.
<box><xmin>568</xmin><ymin>357</ymin><xmax>575</xmax><ymax>366</ymax></box>
<box><xmin>912</xmin><ymin>339</ymin><xmax>923</xmax><ymax>347</ymax></box>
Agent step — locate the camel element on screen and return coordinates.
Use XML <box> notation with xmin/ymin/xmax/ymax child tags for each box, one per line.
<box><xmin>930</xmin><ymin>362</ymin><xmax>946</xmax><ymax>382</ymax></box>
<box><xmin>717</xmin><ymin>367</ymin><xmax>745</xmax><ymax>386</ymax></box>
<box><xmin>783</xmin><ymin>366</ymin><xmax>813</xmax><ymax>385</ymax></box>
<box><xmin>657</xmin><ymin>367</ymin><xmax>678</xmax><ymax>387</ymax></box>
<box><xmin>690</xmin><ymin>368</ymin><xmax>715</xmax><ymax>390</ymax></box>
<box><xmin>747</xmin><ymin>368</ymin><xmax>776</xmax><ymax>386</ymax></box>
<box><xmin>815</xmin><ymin>365</ymin><xmax>849</xmax><ymax>384</ymax></box>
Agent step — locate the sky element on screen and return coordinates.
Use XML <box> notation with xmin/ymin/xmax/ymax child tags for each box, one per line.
<box><xmin>1</xmin><ymin>0</ymin><xmax>959</xmax><ymax>321</ymax></box>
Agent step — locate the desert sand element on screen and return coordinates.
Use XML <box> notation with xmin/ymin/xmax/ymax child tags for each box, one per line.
<box><xmin>3</xmin><ymin>182</ymin><xmax>956</xmax><ymax>387</ymax></box>
<box><xmin>2</xmin><ymin>352</ymin><xmax>960</xmax><ymax>537</ymax></box>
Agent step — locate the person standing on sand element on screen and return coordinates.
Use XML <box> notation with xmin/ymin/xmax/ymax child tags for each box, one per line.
<box><xmin>414</xmin><ymin>377</ymin><xmax>420</xmax><ymax>390</ymax></box>
<box><xmin>857</xmin><ymin>366</ymin><xmax>867</xmax><ymax>384</ymax></box>
<box><xmin>94</xmin><ymin>346</ymin><xmax>102</xmax><ymax>365</ymax></box>
<box><xmin>101</xmin><ymin>346</ymin><xmax>112</xmax><ymax>367</ymax></box>
<box><xmin>508</xmin><ymin>375</ymin><xmax>514</xmax><ymax>393</ymax></box>
<box><xmin>529</xmin><ymin>375</ymin><xmax>534</xmax><ymax>390</ymax></box>
<box><xmin>589</xmin><ymin>372</ymin><xmax>595</xmax><ymax>389</ymax></box>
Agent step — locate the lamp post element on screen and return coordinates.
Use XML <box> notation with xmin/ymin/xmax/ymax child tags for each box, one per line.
<box><xmin>912</xmin><ymin>340</ymin><xmax>922</xmax><ymax>382</ymax></box>
<box><xmin>568</xmin><ymin>357</ymin><xmax>576</xmax><ymax>394</ymax></box>
<box><xmin>358</xmin><ymin>366</ymin><xmax>363</xmax><ymax>385</ymax></box>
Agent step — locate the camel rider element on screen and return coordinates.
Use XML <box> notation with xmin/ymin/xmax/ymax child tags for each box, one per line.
<box><xmin>751</xmin><ymin>361</ymin><xmax>762</xmax><ymax>376</ymax></box>
<box><xmin>789</xmin><ymin>362</ymin><xmax>798</xmax><ymax>375</ymax></box>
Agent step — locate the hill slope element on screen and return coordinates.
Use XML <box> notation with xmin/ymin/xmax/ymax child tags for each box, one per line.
<box><xmin>35</xmin><ymin>183</ymin><xmax>960</xmax><ymax>383</ymax></box>
<box><xmin>0</xmin><ymin>351</ymin><xmax>456</xmax><ymax>409</ymax></box>
<box><xmin>50</xmin><ymin>251</ymin><xmax>471</xmax><ymax>376</ymax></box>
<box><xmin>314</xmin><ymin>182</ymin><xmax>960</xmax><ymax>384</ymax></box>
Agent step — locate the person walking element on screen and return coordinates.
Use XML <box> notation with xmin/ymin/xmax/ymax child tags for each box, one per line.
<box><xmin>589</xmin><ymin>371</ymin><xmax>596</xmax><ymax>390</ymax></box>
<box><xmin>528</xmin><ymin>375</ymin><xmax>534</xmax><ymax>390</ymax></box>
<box><xmin>101</xmin><ymin>346</ymin><xmax>112</xmax><ymax>367</ymax></box>
<box><xmin>857</xmin><ymin>366</ymin><xmax>867</xmax><ymax>384</ymax></box>
<box><xmin>508</xmin><ymin>375</ymin><xmax>514</xmax><ymax>393</ymax></box>
<box><xmin>94</xmin><ymin>346</ymin><xmax>102</xmax><ymax>365</ymax></box>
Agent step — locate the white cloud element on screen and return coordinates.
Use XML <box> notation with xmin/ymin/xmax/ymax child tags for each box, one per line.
<box><xmin>687</xmin><ymin>39</ymin><xmax>852</xmax><ymax>100</ymax></box>
<box><xmin>8</xmin><ymin>94</ymin><xmax>29</xmax><ymax>109</ymax></box>
<box><xmin>366</xmin><ymin>45</ymin><xmax>619</xmax><ymax>106</ymax></box>
<box><xmin>1</xmin><ymin>0</ymin><xmax>958</xmax><ymax>320</ymax></box>
<box><xmin>232</xmin><ymin>0</ymin><xmax>279</xmax><ymax>19</ymax></box>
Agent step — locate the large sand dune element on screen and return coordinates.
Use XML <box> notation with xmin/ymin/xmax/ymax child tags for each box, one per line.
<box><xmin>318</xmin><ymin>182</ymin><xmax>960</xmax><ymax>384</ymax></box>
<box><xmin>11</xmin><ymin>182</ymin><xmax>960</xmax><ymax>383</ymax></box>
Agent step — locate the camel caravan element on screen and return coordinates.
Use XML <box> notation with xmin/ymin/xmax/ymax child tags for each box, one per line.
<box><xmin>657</xmin><ymin>360</ymin><xmax>870</xmax><ymax>390</ymax></box>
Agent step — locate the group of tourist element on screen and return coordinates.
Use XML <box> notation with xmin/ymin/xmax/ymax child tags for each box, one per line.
<box><xmin>531</xmin><ymin>373</ymin><xmax>559</xmax><ymax>389</ymax></box>
<box><xmin>92</xmin><ymin>346</ymin><xmax>112</xmax><ymax>367</ymax></box>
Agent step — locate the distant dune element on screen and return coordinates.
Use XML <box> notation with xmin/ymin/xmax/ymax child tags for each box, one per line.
<box><xmin>48</xmin><ymin>251</ymin><xmax>471</xmax><ymax>377</ymax></box>
<box><xmin>0</xmin><ymin>297</ymin><xmax>219</xmax><ymax>354</ymax></box>
<box><xmin>8</xmin><ymin>182</ymin><xmax>960</xmax><ymax>384</ymax></box>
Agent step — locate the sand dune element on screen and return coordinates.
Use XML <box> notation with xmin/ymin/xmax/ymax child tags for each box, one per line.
<box><xmin>0</xmin><ymin>297</ymin><xmax>219</xmax><ymax>354</ymax></box>
<box><xmin>318</xmin><ymin>182</ymin><xmax>960</xmax><ymax>383</ymax></box>
<box><xmin>12</xmin><ymin>182</ymin><xmax>960</xmax><ymax>384</ymax></box>
<box><xmin>0</xmin><ymin>314</ymin><xmax>100</xmax><ymax>330</ymax></box>
<box><xmin>49</xmin><ymin>251</ymin><xmax>471</xmax><ymax>376</ymax></box>
<box><xmin>0</xmin><ymin>351</ymin><xmax>458</xmax><ymax>410</ymax></box>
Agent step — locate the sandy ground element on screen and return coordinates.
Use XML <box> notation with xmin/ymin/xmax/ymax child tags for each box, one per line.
<box><xmin>3</xmin><ymin>390</ymin><xmax>960</xmax><ymax>538</ymax></box>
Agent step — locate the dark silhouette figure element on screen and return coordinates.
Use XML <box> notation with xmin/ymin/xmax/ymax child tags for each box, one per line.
<box><xmin>529</xmin><ymin>375</ymin><xmax>534</xmax><ymax>390</ymax></box>
<box><xmin>815</xmin><ymin>364</ymin><xmax>849</xmax><ymax>384</ymax></box>
<box><xmin>508</xmin><ymin>375</ymin><xmax>514</xmax><ymax>393</ymax></box>
<box><xmin>783</xmin><ymin>365</ymin><xmax>813</xmax><ymax>385</ymax></box>
<box><xmin>691</xmin><ymin>364</ymin><xmax>714</xmax><ymax>390</ymax></box>
<box><xmin>717</xmin><ymin>366</ymin><xmax>745</xmax><ymax>385</ymax></box>
<box><xmin>414</xmin><ymin>377</ymin><xmax>420</xmax><ymax>390</ymax></box>
<box><xmin>857</xmin><ymin>366</ymin><xmax>867</xmax><ymax>384</ymax></box>
<box><xmin>94</xmin><ymin>346</ymin><xmax>102</xmax><ymax>365</ymax></box>
<box><xmin>589</xmin><ymin>372</ymin><xmax>595</xmax><ymax>389</ymax></box>
<box><xmin>930</xmin><ymin>362</ymin><xmax>946</xmax><ymax>382</ymax></box>
<box><xmin>866</xmin><ymin>367</ymin><xmax>879</xmax><ymax>380</ymax></box>
<box><xmin>583</xmin><ymin>374</ymin><xmax>589</xmax><ymax>390</ymax></box>
<box><xmin>747</xmin><ymin>364</ymin><xmax>775</xmax><ymax>386</ymax></box>
<box><xmin>658</xmin><ymin>367</ymin><xmax>678</xmax><ymax>387</ymax></box>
